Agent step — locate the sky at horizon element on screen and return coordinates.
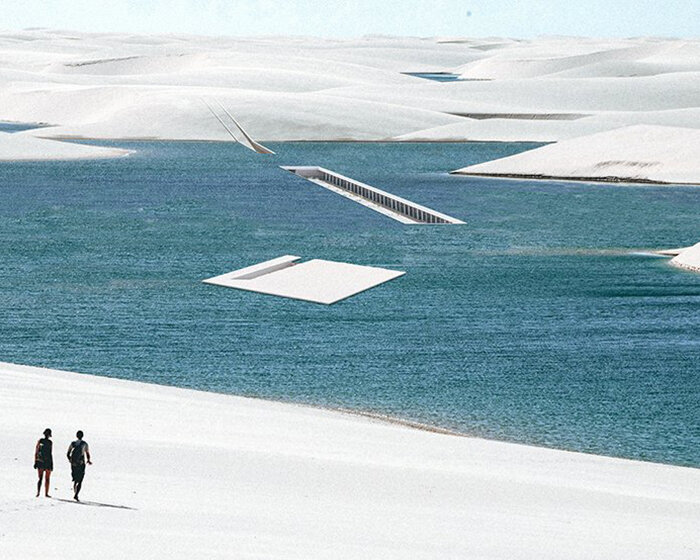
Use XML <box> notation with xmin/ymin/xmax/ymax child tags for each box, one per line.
<box><xmin>2</xmin><ymin>0</ymin><xmax>699</xmax><ymax>39</ymax></box>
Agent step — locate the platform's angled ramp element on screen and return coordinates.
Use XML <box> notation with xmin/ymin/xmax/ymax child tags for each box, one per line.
<box><xmin>281</xmin><ymin>166</ymin><xmax>464</xmax><ymax>224</ymax></box>
<box><xmin>202</xmin><ymin>98</ymin><xmax>275</xmax><ymax>155</ymax></box>
<box><xmin>214</xmin><ymin>100</ymin><xmax>275</xmax><ymax>155</ymax></box>
<box><xmin>203</xmin><ymin>255</ymin><xmax>405</xmax><ymax>305</ymax></box>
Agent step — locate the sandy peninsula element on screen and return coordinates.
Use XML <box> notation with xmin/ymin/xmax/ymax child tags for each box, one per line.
<box><xmin>0</xmin><ymin>130</ymin><xmax>130</xmax><ymax>160</ymax></box>
<box><xmin>451</xmin><ymin>125</ymin><xmax>700</xmax><ymax>184</ymax></box>
<box><xmin>1</xmin><ymin>361</ymin><xmax>699</xmax><ymax>559</ymax></box>
<box><xmin>670</xmin><ymin>241</ymin><xmax>700</xmax><ymax>272</ymax></box>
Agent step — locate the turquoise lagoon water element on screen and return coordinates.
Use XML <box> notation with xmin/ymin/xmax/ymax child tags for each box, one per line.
<box><xmin>401</xmin><ymin>72</ymin><xmax>464</xmax><ymax>82</ymax></box>
<box><xmin>1</xmin><ymin>141</ymin><xmax>699</xmax><ymax>467</ymax></box>
<box><xmin>0</xmin><ymin>121</ymin><xmax>46</xmax><ymax>133</ymax></box>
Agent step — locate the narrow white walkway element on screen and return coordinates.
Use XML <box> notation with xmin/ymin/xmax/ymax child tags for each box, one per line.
<box><xmin>282</xmin><ymin>166</ymin><xmax>464</xmax><ymax>224</ymax></box>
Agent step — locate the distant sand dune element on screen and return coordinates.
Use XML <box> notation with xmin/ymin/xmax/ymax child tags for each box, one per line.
<box><xmin>0</xmin><ymin>30</ymin><xmax>698</xmax><ymax>146</ymax></box>
<box><xmin>0</xmin><ymin>31</ymin><xmax>698</xmax><ymax>174</ymax></box>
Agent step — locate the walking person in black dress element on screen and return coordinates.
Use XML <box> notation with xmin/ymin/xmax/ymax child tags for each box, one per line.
<box><xmin>34</xmin><ymin>428</ymin><xmax>53</xmax><ymax>497</ymax></box>
<box><xmin>67</xmin><ymin>430</ymin><xmax>92</xmax><ymax>501</ymax></box>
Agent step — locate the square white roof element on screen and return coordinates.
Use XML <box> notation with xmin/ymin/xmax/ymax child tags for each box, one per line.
<box><xmin>203</xmin><ymin>255</ymin><xmax>405</xmax><ymax>305</ymax></box>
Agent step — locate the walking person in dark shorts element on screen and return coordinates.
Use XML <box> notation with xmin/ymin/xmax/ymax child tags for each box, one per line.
<box><xmin>34</xmin><ymin>428</ymin><xmax>53</xmax><ymax>497</ymax></box>
<box><xmin>67</xmin><ymin>430</ymin><xmax>92</xmax><ymax>501</ymax></box>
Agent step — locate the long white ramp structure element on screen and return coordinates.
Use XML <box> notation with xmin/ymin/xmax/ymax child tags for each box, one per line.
<box><xmin>202</xmin><ymin>98</ymin><xmax>275</xmax><ymax>154</ymax></box>
<box><xmin>281</xmin><ymin>166</ymin><xmax>464</xmax><ymax>224</ymax></box>
<box><xmin>203</xmin><ymin>255</ymin><xmax>405</xmax><ymax>304</ymax></box>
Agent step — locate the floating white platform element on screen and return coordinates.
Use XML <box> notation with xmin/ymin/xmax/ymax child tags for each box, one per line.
<box><xmin>203</xmin><ymin>255</ymin><xmax>405</xmax><ymax>304</ymax></box>
<box><xmin>281</xmin><ymin>166</ymin><xmax>464</xmax><ymax>224</ymax></box>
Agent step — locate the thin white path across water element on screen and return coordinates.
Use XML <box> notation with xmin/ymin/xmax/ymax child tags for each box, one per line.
<box><xmin>1</xmin><ymin>361</ymin><xmax>698</xmax><ymax>559</ymax></box>
<box><xmin>282</xmin><ymin>166</ymin><xmax>464</xmax><ymax>224</ymax></box>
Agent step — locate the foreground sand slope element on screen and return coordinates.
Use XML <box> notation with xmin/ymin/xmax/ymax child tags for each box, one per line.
<box><xmin>452</xmin><ymin>125</ymin><xmax>700</xmax><ymax>184</ymax></box>
<box><xmin>1</xmin><ymin>362</ymin><xmax>698</xmax><ymax>559</ymax></box>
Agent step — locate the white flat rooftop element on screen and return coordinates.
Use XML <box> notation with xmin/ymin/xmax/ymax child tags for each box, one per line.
<box><xmin>203</xmin><ymin>255</ymin><xmax>405</xmax><ymax>304</ymax></box>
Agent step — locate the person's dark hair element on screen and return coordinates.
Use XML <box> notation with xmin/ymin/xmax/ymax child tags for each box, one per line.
<box><xmin>76</xmin><ymin>430</ymin><xmax>84</xmax><ymax>439</ymax></box>
<box><xmin>43</xmin><ymin>428</ymin><xmax>52</xmax><ymax>437</ymax></box>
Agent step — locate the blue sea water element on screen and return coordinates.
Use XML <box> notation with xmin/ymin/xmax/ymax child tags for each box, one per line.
<box><xmin>0</xmin><ymin>121</ymin><xmax>47</xmax><ymax>133</ymax></box>
<box><xmin>1</xmin><ymin>140</ymin><xmax>699</xmax><ymax>467</ymax></box>
<box><xmin>401</xmin><ymin>72</ymin><xmax>464</xmax><ymax>82</ymax></box>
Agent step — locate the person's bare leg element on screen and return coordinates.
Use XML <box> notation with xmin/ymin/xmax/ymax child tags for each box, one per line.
<box><xmin>36</xmin><ymin>470</ymin><xmax>43</xmax><ymax>497</ymax></box>
<box><xmin>44</xmin><ymin>471</ymin><xmax>51</xmax><ymax>497</ymax></box>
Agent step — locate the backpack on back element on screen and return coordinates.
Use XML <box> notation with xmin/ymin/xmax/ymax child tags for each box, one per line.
<box><xmin>36</xmin><ymin>439</ymin><xmax>51</xmax><ymax>464</ymax></box>
<box><xmin>69</xmin><ymin>441</ymin><xmax>85</xmax><ymax>466</ymax></box>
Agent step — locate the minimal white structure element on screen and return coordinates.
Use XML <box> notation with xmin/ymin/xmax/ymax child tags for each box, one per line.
<box><xmin>203</xmin><ymin>255</ymin><xmax>405</xmax><ymax>304</ymax></box>
<box><xmin>281</xmin><ymin>166</ymin><xmax>464</xmax><ymax>224</ymax></box>
<box><xmin>202</xmin><ymin>98</ymin><xmax>275</xmax><ymax>154</ymax></box>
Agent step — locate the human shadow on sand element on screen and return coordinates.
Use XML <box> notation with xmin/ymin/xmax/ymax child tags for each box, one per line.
<box><xmin>54</xmin><ymin>498</ymin><xmax>136</xmax><ymax>510</ymax></box>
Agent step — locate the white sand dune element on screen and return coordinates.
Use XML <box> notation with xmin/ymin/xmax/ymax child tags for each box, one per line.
<box><xmin>396</xmin><ymin>107</ymin><xmax>700</xmax><ymax>143</ymax></box>
<box><xmin>451</xmin><ymin>125</ymin><xmax>700</xmax><ymax>184</ymax></box>
<box><xmin>0</xmin><ymin>30</ymin><xmax>699</xmax><ymax>145</ymax></box>
<box><xmin>454</xmin><ymin>41</ymin><xmax>680</xmax><ymax>80</ymax></box>
<box><xmin>0</xmin><ymin>130</ymin><xmax>129</xmax><ymax>160</ymax></box>
<box><xmin>1</xmin><ymin>361</ymin><xmax>699</xmax><ymax>559</ymax></box>
<box><xmin>23</xmin><ymin>88</ymin><xmax>458</xmax><ymax>142</ymax></box>
<box><xmin>394</xmin><ymin>118</ymin><xmax>603</xmax><ymax>142</ymax></box>
<box><xmin>671</xmin><ymin>242</ymin><xmax>700</xmax><ymax>272</ymax></box>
